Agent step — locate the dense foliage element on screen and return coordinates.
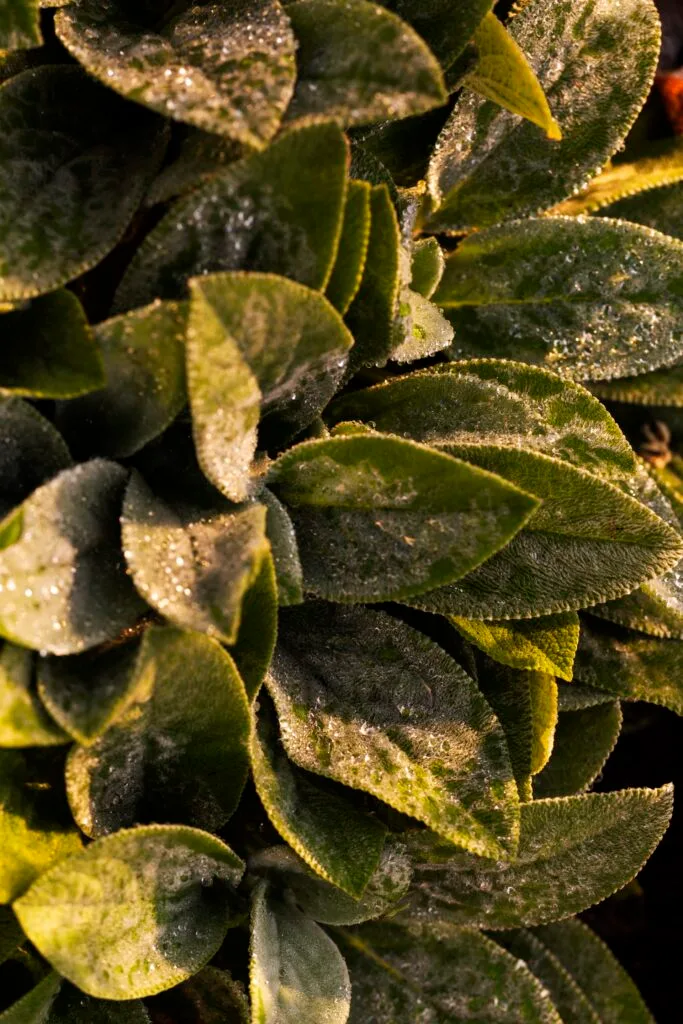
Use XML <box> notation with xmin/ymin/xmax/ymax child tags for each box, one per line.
<box><xmin>1</xmin><ymin>0</ymin><xmax>683</xmax><ymax>1020</ymax></box>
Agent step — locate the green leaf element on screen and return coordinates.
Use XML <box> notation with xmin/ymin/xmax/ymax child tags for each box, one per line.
<box><xmin>0</xmin><ymin>293</ymin><xmax>104</xmax><ymax>399</ymax></box>
<box><xmin>0</xmin><ymin>749</ymin><xmax>82</xmax><ymax>903</ymax></box>
<box><xmin>436</xmin><ymin>217</ymin><xmax>683</xmax><ymax>380</ymax></box>
<box><xmin>464</xmin><ymin>14</ymin><xmax>561</xmax><ymax>140</ymax></box>
<box><xmin>0</xmin><ymin>66</ymin><xmax>167</xmax><ymax>302</ymax></box>
<box><xmin>552</xmin><ymin>137</ymin><xmax>683</xmax><ymax>216</ymax></box>
<box><xmin>187</xmin><ymin>272</ymin><xmax>353</xmax><ymax>500</ymax></box>
<box><xmin>1</xmin><ymin>643</ymin><xmax>68</xmax><ymax>747</ymax></box>
<box><xmin>411</xmin><ymin>445</ymin><xmax>683</xmax><ymax>619</ymax></box>
<box><xmin>55</xmin><ymin>0</ymin><xmax>296</xmax><ymax>147</ymax></box>
<box><xmin>410</xmin><ymin>237</ymin><xmax>444</xmax><ymax>299</ymax></box>
<box><xmin>0</xmin><ymin>399</ymin><xmax>72</xmax><ymax>520</ymax></box>
<box><xmin>249</xmin><ymin>839</ymin><xmax>411</xmax><ymax>926</ymax></box>
<box><xmin>284</xmin><ymin>0</ymin><xmax>446</xmax><ymax>127</ymax></box>
<box><xmin>66</xmin><ymin>626</ymin><xmax>250</xmax><ymax>836</ymax></box>
<box><xmin>591</xmin><ymin>363</ymin><xmax>683</xmax><ymax>407</ymax></box>
<box><xmin>13</xmin><ymin>824</ymin><xmax>245</xmax><ymax>1000</ymax></box>
<box><xmin>0</xmin><ymin>973</ymin><xmax>61</xmax><ymax>1024</ymax></box>
<box><xmin>145</xmin><ymin>128</ymin><xmax>243</xmax><ymax>208</ymax></box>
<box><xmin>533</xmin><ymin>702</ymin><xmax>622</xmax><ymax>799</ymax></box>
<box><xmin>574</xmin><ymin>617</ymin><xmax>683</xmax><ymax>714</ymax></box>
<box><xmin>345</xmin><ymin>185</ymin><xmax>402</xmax><ymax>372</ymax></box>
<box><xmin>114</xmin><ymin>121</ymin><xmax>348</xmax><ymax>312</ymax></box>
<box><xmin>531</xmin><ymin>919</ymin><xmax>656</xmax><ymax>1024</ymax></box>
<box><xmin>145</xmin><ymin>967</ymin><xmax>247</xmax><ymax>1024</ymax></box>
<box><xmin>56</xmin><ymin>301</ymin><xmax>188</xmax><ymax>460</ymax></box>
<box><xmin>451</xmin><ymin>614</ymin><xmax>579</xmax><ymax>681</ymax></box>
<box><xmin>326</xmin><ymin>180</ymin><xmax>372</xmax><ymax>316</ymax></box>
<box><xmin>589</xmin><ymin>568</ymin><xmax>683</xmax><ymax>640</ymax></box>
<box><xmin>339</xmin><ymin>921</ymin><xmax>562</xmax><ymax>1023</ymax></box>
<box><xmin>598</xmin><ymin>180</ymin><xmax>683</xmax><ymax>241</ymax></box>
<box><xmin>267</xmin><ymin>603</ymin><xmax>520</xmax><ymax>859</ymax></box>
<box><xmin>268</xmin><ymin>433</ymin><xmax>538</xmax><ymax>602</ymax></box>
<box><xmin>122</xmin><ymin>471</ymin><xmax>268</xmax><ymax>644</ymax></box>
<box><xmin>261</xmin><ymin>489</ymin><xmax>304</xmax><ymax>606</ymax></box>
<box><xmin>0</xmin><ymin>460</ymin><xmax>145</xmax><ymax>655</ymax></box>
<box><xmin>427</xmin><ymin>0</ymin><xmax>660</xmax><ymax>231</ymax></box>
<box><xmin>47</xmin><ymin>985</ymin><xmax>151</xmax><ymax>1023</ymax></box>
<box><xmin>381</xmin><ymin>0</ymin><xmax>494</xmax><ymax>71</ymax></box>
<box><xmin>249</xmin><ymin>881</ymin><xmax>351</xmax><ymax>1024</ymax></box>
<box><xmin>389</xmin><ymin>288</ymin><xmax>454</xmax><ymax>364</ymax></box>
<box><xmin>556</xmin><ymin>681</ymin><xmax>614</xmax><ymax>712</ymax></box>
<box><xmin>403</xmin><ymin>785</ymin><xmax>673</xmax><ymax>928</ymax></box>
<box><xmin>250</xmin><ymin>693</ymin><xmax>387</xmax><ymax>897</ymax></box>
<box><xmin>37</xmin><ymin>640</ymin><xmax>141</xmax><ymax>746</ymax></box>
<box><xmin>229</xmin><ymin>551</ymin><xmax>278</xmax><ymax>702</ymax></box>
<box><xmin>0</xmin><ymin>0</ymin><xmax>41</xmax><ymax>52</ymax></box>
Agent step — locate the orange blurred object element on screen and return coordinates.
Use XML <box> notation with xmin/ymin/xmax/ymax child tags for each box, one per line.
<box><xmin>657</xmin><ymin>69</ymin><xmax>683</xmax><ymax>134</ymax></box>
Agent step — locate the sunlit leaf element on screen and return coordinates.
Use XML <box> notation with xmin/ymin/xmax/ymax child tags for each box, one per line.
<box><xmin>451</xmin><ymin>613</ymin><xmax>579</xmax><ymax>681</ymax></box>
<box><xmin>0</xmin><ymin>643</ymin><xmax>68</xmax><ymax>748</ymax></box>
<box><xmin>326</xmin><ymin>180</ymin><xmax>372</xmax><ymax>316</ymax></box>
<box><xmin>409</xmin><ymin>236</ymin><xmax>444</xmax><ymax>299</ymax></box>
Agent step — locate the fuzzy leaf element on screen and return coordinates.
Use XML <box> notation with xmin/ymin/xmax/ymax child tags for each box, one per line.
<box><xmin>556</xmin><ymin>682</ymin><xmax>614</xmax><ymax>712</ymax></box>
<box><xmin>66</xmin><ymin>627</ymin><xmax>250</xmax><ymax>836</ymax></box>
<box><xmin>229</xmin><ymin>552</ymin><xmax>278</xmax><ymax>701</ymax></box>
<box><xmin>269</xmin><ymin>433</ymin><xmax>538</xmax><ymax>602</ymax></box>
<box><xmin>0</xmin><ymin>750</ymin><xmax>82</xmax><ymax>903</ymax></box>
<box><xmin>251</xmin><ymin>693</ymin><xmax>387</xmax><ymax>898</ymax></box>
<box><xmin>0</xmin><ymin>643</ymin><xmax>68</xmax><ymax>748</ymax></box>
<box><xmin>0</xmin><ymin>66</ymin><xmax>166</xmax><ymax>302</ymax></box>
<box><xmin>410</xmin><ymin>237</ymin><xmax>444</xmax><ymax>299</ymax></box>
<box><xmin>114</xmin><ymin>121</ymin><xmax>348</xmax><ymax>312</ymax></box>
<box><xmin>403</xmin><ymin>785</ymin><xmax>673</xmax><ymax>928</ymax></box>
<box><xmin>37</xmin><ymin>640</ymin><xmax>141</xmax><ymax>746</ymax></box>
<box><xmin>451</xmin><ymin>614</ymin><xmax>579</xmax><ymax>681</ymax></box>
<box><xmin>0</xmin><ymin>0</ymin><xmax>40</xmax><ymax>51</ymax></box>
<box><xmin>249</xmin><ymin>882</ymin><xmax>351</xmax><ymax>1024</ymax></box>
<box><xmin>326</xmin><ymin>180</ymin><xmax>372</xmax><ymax>315</ymax></box>
<box><xmin>0</xmin><ymin>293</ymin><xmax>104</xmax><ymax>399</ymax></box>
<box><xmin>427</xmin><ymin>0</ymin><xmax>660</xmax><ymax>231</ymax></box>
<box><xmin>533</xmin><ymin>702</ymin><xmax>621</xmax><ymax>799</ymax></box>
<box><xmin>56</xmin><ymin>301</ymin><xmax>188</xmax><ymax>460</ymax></box>
<box><xmin>187</xmin><ymin>272</ymin><xmax>353</xmax><ymax>500</ymax></box>
<box><xmin>145</xmin><ymin>128</ymin><xmax>243</xmax><ymax>207</ymax></box>
<box><xmin>381</xmin><ymin>0</ymin><xmax>494</xmax><ymax>71</ymax></box>
<box><xmin>55</xmin><ymin>0</ymin><xmax>296</xmax><ymax>146</ymax></box>
<box><xmin>598</xmin><ymin>180</ymin><xmax>683</xmax><ymax>240</ymax></box>
<box><xmin>589</xmin><ymin>570</ymin><xmax>683</xmax><ymax>640</ymax></box>
<box><xmin>389</xmin><ymin>288</ymin><xmax>454</xmax><ymax>364</ymax></box>
<box><xmin>0</xmin><ymin>400</ymin><xmax>72</xmax><ymax>520</ymax></box>
<box><xmin>340</xmin><ymin>921</ymin><xmax>562</xmax><ymax>1023</ymax></box>
<box><xmin>574</xmin><ymin>617</ymin><xmax>683</xmax><ymax>714</ymax></box>
<box><xmin>0</xmin><ymin>973</ymin><xmax>61</xmax><ymax>1024</ymax></box>
<box><xmin>267</xmin><ymin>604</ymin><xmax>520</xmax><ymax>859</ymax></box>
<box><xmin>465</xmin><ymin>14</ymin><xmax>561</xmax><ymax>140</ymax></box>
<box><xmin>437</xmin><ymin>218</ymin><xmax>683</xmax><ymax>381</ymax></box>
<box><xmin>13</xmin><ymin>825</ymin><xmax>245</xmax><ymax>1000</ymax></box>
<box><xmin>0</xmin><ymin>460</ymin><xmax>145</xmax><ymax>656</ymax></box>
<box><xmin>590</xmin><ymin>364</ymin><xmax>683</xmax><ymax>407</ymax></box>
<box><xmin>249</xmin><ymin>840</ymin><xmax>411</xmax><ymax>926</ymax></box>
<box><xmin>261</xmin><ymin>489</ymin><xmax>304</xmax><ymax>606</ymax></box>
<box><xmin>531</xmin><ymin>919</ymin><xmax>656</xmax><ymax>1024</ymax></box>
<box><xmin>122</xmin><ymin>472</ymin><xmax>268</xmax><ymax>644</ymax></box>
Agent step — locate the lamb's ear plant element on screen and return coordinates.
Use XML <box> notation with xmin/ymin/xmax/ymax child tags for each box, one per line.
<box><xmin>0</xmin><ymin>0</ymin><xmax>681</xmax><ymax>1020</ymax></box>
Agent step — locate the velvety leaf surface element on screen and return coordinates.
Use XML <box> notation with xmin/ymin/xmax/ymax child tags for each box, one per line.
<box><xmin>532</xmin><ymin>919</ymin><xmax>656</xmax><ymax>1024</ymax></box>
<box><xmin>56</xmin><ymin>0</ymin><xmax>296</xmax><ymax>146</ymax></box>
<box><xmin>122</xmin><ymin>472</ymin><xmax>268</xmax><ymax>644</ymax></box>
<box><xmin>0</xmin><ymin>460</ymin><xmax>145</xmax><ymax>655</ymax></box>
<box><xmin>589</xmin><ymin>568</ymin><xmax>683</xmax><ymax>640</ymax></box>
<box><xmin>533</xmin><ymin>702</ymin><xmax>622</xmax><ymax>798</ymax></box>
<box><xmin>0</xmin><ymin>0</ymin><xmax>40</xmax><ymax>52</ymax></box>
<box><xmin>465</xmin><ymin>13</ymin><xmax>561</xmax><ymax>139</ymax></box>
<box><xmin>249</xmin><ymin>840</ymin><xmax>412</xmax><ymax>926</ymax></box>
<box><xmin>325</xmin><ymin>180</ymin><xmax>372</xmax><ymax>315</ymax></box>
<box><xmin>13</xmin><ymin>825</ymin><xmax>245</xmax><ymax>999</ymax></box>
<box><xmin>267</xmin><ymin>604</ymin><xmax>520</xmax><ymax>859</ymax></box>
<box><xmin>269</xmin><ymin>433</ymin><xmax>538</xmax><ymax>602</ymax></box>
<box><xmin>0</xmin><ymin>292</ymin><xmax>104</xmax><ymax>399</ymax></box>
<box><xmin>427</xmin><ymin>0</ymin><xmax>660</xmax><ymax>231</ymax></box>
<box><xmin>286</xmin><ymin>0</ymin><xmax>445</xmax><ymax>128</ymax></box>
<box><xmin>598</xmin><ymin>180</ymin><xmax>683</xmax><ymax>240</ymax></box>
<box><xmin>37</xmin><ymin>640</ymin><xmax>141</xmax><ymax>746</ymax></box>
<box><xmin>411</xmin><ymin>445</ymin><xmax>683</xmax><ymax>619</ymax></box>
<box><xmin>0</xmin><ymin>643</ymin><xmax>68</xmax><ymax>747</ymax></box>
<box><xmin>251</xmin><ymin>694</ymin><xmax>387</xmax><ymax>897</ymax></box>
<box><xmin>403</xmin><ymin>785</ymin><xmax>673</xmax><ymax>928</ymax></box>
<box><xmin>410</xmin><ymin>236</ymin><xmax>444</xmax><ymax>300</ymax></box>
<box><xmin>590</xmin><ymin>363</ymin><xmax>683</xmax><ymax>407</ymax></box>
<box><xmin>556</xmin><ymin>681</ymin><xmax>614</xmax><ymax>712</ymax></box>
<box><xmin>574</xmin><ymin>617</ymin><xmax>683</xmax><ymax>714</ymax></box>
<box><xmin>0</xmin><ymin>400</ymin><xmax>72</xmax><ymax>520</ymax></box>
<box><xmin>381</xmin><ymin>0</ymin><xmax>494</xmax><ymax>71</ymax></box>
<box><xmin>56</xmin><ymin>301</ymin><xmax>188</xmax><ymax>459</ymax></box>
<box><xmin>187</xmin><ymin>272</ymin><xmax>353</xmax><ymax>500</ymax></box>
<box><xmin>66</xmin><ymin>627</ymin><xmax>250</xmax><ymax>836</ymax></box>
<box><xmin>437</xmin><ymin>218</ymin><xmax>683</xmax><ymax>381</ymax></box>
<box><xmin>0</xmin><ymin>973</ymin><xmax>61</xmax><ymax>1024</ymax></box>
<box><xmin>114</xmin><ymin>121</ymin><xmax>348</xmax><ymax>311</ymax></box>
<box><xmin>228</xmin><ymin>551</ymin><xmax>278</xmax><ymax>701</ymax></box>
<box><xmin>0</xmin><ymin>66</ymin><xmax>167</xmax><ymax>302</ymax></box>
<box><xmin>340</xmin><ymin>921</ymin><xmax>562</xmax><ymax>1022</ymax></box>
<box><xmin>261</xmin><ymin>489</ymin><xmax>303</xmax><ymax>606</ymax></box>
<box><xmin>0</xmin><ymin>750</ymin><xmax>81</xmax><ymax>903</ymax></box>
<box><xmin>451</xmin><ymin>614</ymin><xmax>579</xmax><ymax>681</ymax></box>
<box><xmin>250</xmin><ymin>882</ymin><xmax>351</xmax><ymax>1024</ymax></box>
<box><xmin>389</xmin><ymin>287</ymin><xmax>454</xmax><ymax>364</ymax></box>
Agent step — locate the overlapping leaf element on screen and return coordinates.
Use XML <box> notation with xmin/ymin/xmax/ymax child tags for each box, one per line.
<box><xmin>380</xmin><ymin>0</ymin><xmax>494</xmax><ymax>71</ymax></box>
<box><xmin>533</xmin><ymin>702</ymin><xmax>622</xmax><ymax>798</ymax></box>
<box><xmin>0</xmin><ymin>0</ymin><xmax>40</xmax><ymax>52</ymax></box>
<box><xmin>1</xmin><ymin>643</ymin><xmax>68</xmax><ymax>747</ymax></box>
<box><xmin>451</xmin><ymin>614</ymin><xmax>579</xmax><ymax>680</ymax></box>
<box><xmin>0</xmin><ymin>400</ymin><xmax>72</xmax><ymax>520</ymax></box>
<box><xmin>261</xmin><ymin>489</ymin><xmax>304</xmax><ymax>606</ymax></box>
<box><xmin>326</xmin><ymin>180</ymin><xmax>372</xmax><ymax>315</ymax></box>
